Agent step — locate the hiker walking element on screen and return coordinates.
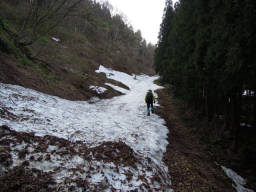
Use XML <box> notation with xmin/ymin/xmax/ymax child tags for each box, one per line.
<box><xmin>145</xmin><ymin>89</ymin><xmax>155</xmax><ymax>116</ymax></box>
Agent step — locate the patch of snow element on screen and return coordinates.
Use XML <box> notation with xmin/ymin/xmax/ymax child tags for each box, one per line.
<box><xmin>47</xmin><ymin>145</ymin><xmax>58</xmax><ymax>152</ymax></box>
<box><xmin>105</xmin><ymin>82</ymin><xmax>128</xmax><ymax>94</ymax></box>
<box><xmin>240</xmin><ymin>123</ymin><xmax>253</xmax><ymax>128</ymax></box>
<box><xmin>96</xmin><ymin>65</ymin><xmax>133</xmax><ymax>89</ymax></box>
<box><xmin>221</xmin><ymin>166</ymin><xmax>254</xmax><ymax>192</ymax></box>
<box><xmin>88</xmin><ymin>97</ymin><xmax>100</xmax><ymax>103</ymax></box>
<box><xmin>243</xmin><ymin>90</ymin><xmax>254</xmax><ymax>96</ymax></box>
<box><xmin>51</xmin><ymin>37</ymin><xmax>60</xmax><ymax>42</ymax></box>
<box><xmin>89</xmin><ymin>85</ymin><xmax>107</xmax><ymax>94</ymax></box>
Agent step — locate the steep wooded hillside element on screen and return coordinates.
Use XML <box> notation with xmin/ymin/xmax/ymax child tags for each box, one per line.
<box><xmin>0</xmin><ymin>0</ymin><xmax>155</xmax><ymax>100</ymax></box>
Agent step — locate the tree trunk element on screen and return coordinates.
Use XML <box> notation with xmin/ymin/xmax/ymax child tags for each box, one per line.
<box><xmin>231</xmin><ymin>90</ymin><xmax>242</xmax><ymax>152</ymax></box>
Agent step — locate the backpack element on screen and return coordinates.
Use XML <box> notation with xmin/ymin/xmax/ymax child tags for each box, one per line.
<box><xmin>146</xmin><ymin>92</ymin><xmax>153</xmax><ymax>103</ymax></box>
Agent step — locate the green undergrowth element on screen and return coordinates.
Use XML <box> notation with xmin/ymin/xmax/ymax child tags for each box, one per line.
<box><xmin>0</xmin><ymin>17</ymin><xmax>28</xmax><ymax>61</ymax></box>
<box><xmin>17</xmin><ymin>57</ymin><xmax>32</xmax><ymax>66</ymax></box>
<box><xmin>33</xmin><ymin>62</ymin><xmax>60</xmax><ymax>82</ymax></box>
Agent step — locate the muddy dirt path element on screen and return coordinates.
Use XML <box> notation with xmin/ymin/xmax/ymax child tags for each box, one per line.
<box><xmin>155</xmin><ymin>88</ymin><xmax>235</xmax><ymax>192</ymax></box>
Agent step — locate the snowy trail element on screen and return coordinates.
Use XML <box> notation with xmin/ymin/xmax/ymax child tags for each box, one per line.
<box><xmin>0</xmin><ymin>66</ymin><xmax>168</xmax><ymax>164</ymax></box>
<box><xmin>0</xmin><ymin>65</ymin><xmax>173</xmax><ymax>191</ymax></box>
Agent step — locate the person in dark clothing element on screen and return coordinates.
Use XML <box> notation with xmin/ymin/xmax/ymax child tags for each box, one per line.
<box><xmin>145</xmin><ymin>89</ymin><xmax>155</xmax><ymax>116</ymax></box>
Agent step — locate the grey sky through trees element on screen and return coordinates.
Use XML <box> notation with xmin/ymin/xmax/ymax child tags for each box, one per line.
<box><xmin>98</xmin><ymin>0</ymin><xmax>179</xmax><ymax>44</ymax></box>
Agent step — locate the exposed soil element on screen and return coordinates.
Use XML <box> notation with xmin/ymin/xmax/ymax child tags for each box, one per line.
<box><xmin>155</xmin><ymin>88</ymin><xmax>235</xmax><ymax>192</ymax></box>
<box><xmin>0</xmin><ymin>55</ymin><xmax>126</xmax><ymax>102</ymax></box>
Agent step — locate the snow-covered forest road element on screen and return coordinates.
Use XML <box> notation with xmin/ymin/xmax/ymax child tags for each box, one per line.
<box><xmin>0</xmin><ymin>66</ymin><xmax>173</xmax><ymax>191</ymax></box>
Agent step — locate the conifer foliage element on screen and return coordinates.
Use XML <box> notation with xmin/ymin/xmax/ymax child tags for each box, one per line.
<box><xmin>155</xmin><ymin>0</ymin><xmax>256</xmax><ymax>167</ymax></box>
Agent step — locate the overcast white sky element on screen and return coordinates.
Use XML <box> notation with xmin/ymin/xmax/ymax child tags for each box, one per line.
<box><xmin>98</xmin><ymin>0</ymin><xmax>178</xmax><ymax>45</ymax></box>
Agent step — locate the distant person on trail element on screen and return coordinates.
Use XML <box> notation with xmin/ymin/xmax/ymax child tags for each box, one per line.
<box><xmin>145</xmin><ymin>89</ymin><xmax>155</xmax><ymax>116</ymax></box>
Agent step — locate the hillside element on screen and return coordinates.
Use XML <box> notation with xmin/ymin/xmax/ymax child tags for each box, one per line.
<box><xmin>0</xmin><ymin>0</ymin><xmax>155</xmax><ymax>100</ymax></box>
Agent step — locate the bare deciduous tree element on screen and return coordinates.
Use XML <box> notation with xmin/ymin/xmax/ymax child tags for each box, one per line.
<box><xmin>15</xmin><ymin>0</ymin><xmax>84</xmax><ymax>46</ymax></box>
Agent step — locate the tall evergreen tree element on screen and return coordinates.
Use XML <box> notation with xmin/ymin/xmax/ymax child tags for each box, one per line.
<box><xmin>154</xmin><ymin>0</ymin><xmax>256</xmax><ymax>167</ymax></box>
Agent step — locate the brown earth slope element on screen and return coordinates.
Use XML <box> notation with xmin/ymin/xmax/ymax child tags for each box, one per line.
<box><xmin>0</xmin><ymin>54</ymin><xmax>128</xmax><ymax>101</ymax></box>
